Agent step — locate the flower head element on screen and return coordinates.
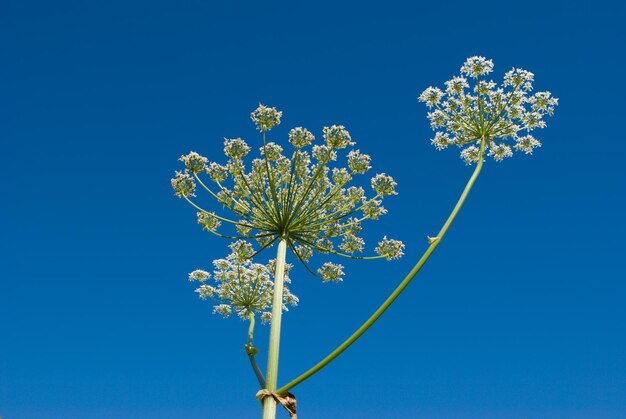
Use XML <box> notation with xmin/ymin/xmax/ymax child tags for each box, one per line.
<box><xmin>323</xmin><ymin>125</ymin><xmax>354</xmax><ymax>149</ymax></box>
<box><xmin>224</xmin><ymin>138</ymin><xmax>251</xmax><ymax>159</ymax></box>
<box><xmin>375</xmin><ymin>236</ymin><xmax>405</xmax><ymax>260</ymax></box>
<box><xmin>371</xmin><ymin>173</ymin><xmax>398</xmax><ymax>196</ymax></box>
<box><xmin>418</xmin><ymin>57</ymin><xmax>558</xmax><ymax>164</ymax></box>
<box><xmin>188</xmin><ymin>269</ymin><xmax>211</xmax><ymax>282</ymax></box>
<box><xmin>460</xmin><ymin>56</ymin><xmax>494</xmax><ymax>78</ymax></box>
<box><xmin>317</xmin><ymin>262</ymin><xmax>344</xmax><ymax>282</ymax></box>
<box><xmin>197</xmin><ymin>211</ymin><xmax>221</xmax><ymax>231</ymax></box>
<box><xmin>191</xmin><ymin>247</ymin><xmax>298</xmax><ymax>323</ymax></box>
<box><xmin>179</xmin><ymin>152</ymin><xmax>208</xmax><ymax>174</ymax></box>
<box><xmin>251</xmin><ymin>104</ymin><xmax>282</xmax><ymax>132</ymax></box>
<box><xmin>173</xmin><ymin>105</ymin><xmax>404</xmax><ymax>283</ymax></box>
<box><xmin>347</xmin><ymin>150</ymin><xmax>371</xmax><ymax>174</ymax></box>
<box><xmin>206</xmin><ymin>162</ymin><xmax>228</xmax><ymax>182</ymax></box>
<box><xmin>288</xmin><ymin>127</ymin><xmax>315</xmax><ymax>148</ymax></box>
<box><xmin>171</xmin><ymin>170</ymin><xmax>196</xmax><ymax>197</ymax></box>
<box><xmin>418</xmin><ymin>87</ymin><xmax>444</xmax><ymax>109</ymax></box>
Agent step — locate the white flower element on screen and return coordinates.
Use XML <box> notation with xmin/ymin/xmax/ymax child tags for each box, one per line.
<box><xmin>312</xmin><ymin>144</ymin><xmax>337</xmax><ymax>163</ymax></box>
<box><xmin>339</xmin><ymin>234</ymin><xmax>365</xmax><ymax>253</ymax></box>
<box><xmin>362</xmin><ymin>198</ymin><xmax>387</xmax><ymax>220</ymax></box>
<box><xmin>431</xmin><ymin>132</ymin><xmax>455</xmax><ymax>150</ymax></box>
<box><xmin>371</xmin><ymin>174</ymin><xmax>397</xmax><ymax>196</ymax></box>
<box><xmin>323</xmin><ymin>125</ymin><xmax>354</xmax><ymax>149</ymax></box>
<box><xmin>375</xmin><ymin>236</ymin><xmax>405</xmax><ymax>260</ymax></box>
<box><xmin>418</xmin><ymin>57</ymin><xmax>557</xmax><ymax>163</ymax></box>
<box><xmin>195</xmin><ymin>284</ymin><xmax>216</xmax><ymax>299</ymax></box>
<box><xmin>188</xmin><ymin>269</ymin><xmax>211</xmax><ymax>282</ymax></box>
<box><xmin>197</xmin><ymin>211</ymin><xmax>221</xmax><ymax>232</ymax></box>
<box><xmin>212</xmin><ymin>304</ymin><xmax>232</xmax><ymax>317</ymax></box>
<box><xmin>504</xmin><ymin>68</ymin><xmax>534</xmax><ymax>91</ymax></box>
<box><xmin>460</xmin><ymin>56</ymin><xmax>494</xmax><ymax>78</ymax></box>
<box><xmin>260</xmin><ymin>142</ymin><xmax>283</xmax><ymax>161</ymax></box>
<box><xmin>444</xmin><ymin>76</ymin><xmax>469</xmax><ymax>95</ymax></box>
<box><xmin>261</xmin><ymin>312</ymin><xmax>272</xmax><ymax>323</ymax></box>
<box><xmin>332</xmin><ymin>168</ymin><xmax>352</xmax><ymax>186</ymax></box>
<box><xmin>223</xmin><ymin>138</ymin><xmax>251</xmax><ymax>159</ymax></box>
<box><xmin>171</xmin><ymin>170</ymin><xmax>196</xmax><ymax>198</ymax></box>
<box><xmin>251</xmin><ymin>104</ymin><xmax>282</xmax><ymax>131</ymax></box>
<box><xmin>514</xmin><ymin>134</ymin><xmax>542</xmax><ymax>154</ymax></box>
<box><xmin>530</xmin><ymin>91</ymin><xmax>558</xmax><ymax>116</ymax></box>
<box><xmin>487</xmin><ymin>143</ymin><xmax>513</xmax><ymax>162</ymax></box>
<box><xmin>191</xmin><ymin>248</ymin><xmax>298</xmax><ymax>321</ymax></box>
<box><xmin>229</xmin><ymin>240</ymin><xmax>254</xmax><ymax>263</ymax></box>
<box><xmin>460</xmin><ymin>146</ymin><xmax>481</xmax><ymax>165</ymax></box>
<box><xmin>288</xmin><ymin>127</ymin><xmax>315</xmax><ymax>148</ymax></box>
<box><xmin>347</xmin><ymin>150</ymin><xmax>371</xmax><ymax>174</ymax></box>
<box><xmin>317</xmin><ymin>262</ymin><xmax>344</xmax><ymax>282</ymax></box>
<box><xmin>206</xmin><ymin>162</ymin><xmax>228</xmax><ymax>182</ymax></box>
<box><xmin>179</xmin><ymin>152</ymin><xmax>208</xmax><ymax>174</ymax></box>
<box><xmin>418</xmin><ymin>87</ymin><xmax>444</xmax><ymax>108</ymax></box>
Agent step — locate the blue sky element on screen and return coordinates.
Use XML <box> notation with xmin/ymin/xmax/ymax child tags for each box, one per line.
<box><xmin>1</xmin><ymin>1</ymin><xmax>625</xmax><ymax>418</ymax></box>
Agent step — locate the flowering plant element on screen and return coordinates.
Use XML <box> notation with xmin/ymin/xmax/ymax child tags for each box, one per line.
<box><xmin>171</xmin><ymin>57</ymin><xmax>557</xmax><ymax>419</ymax></box>
<box><xmin>172</xmin><ymin>104</ymin><xmax>403</xmax><ymax>418</ymax></box>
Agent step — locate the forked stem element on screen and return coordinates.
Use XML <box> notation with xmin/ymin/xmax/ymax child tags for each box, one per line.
<box><xmin>277</xmin><ymin>138</ymin><xmax>487</xmax><ymax>394</ymax></box>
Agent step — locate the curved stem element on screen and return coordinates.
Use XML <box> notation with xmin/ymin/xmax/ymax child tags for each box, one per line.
<box><xmin>194</xmin><ymin>173</ymin><xmax>253</xmax><ymax>219</ymax></box>
<box><xmin>277</xmin><ymin>138</ymin><xmax>487</xmax><ymax>394</ymax></box>
<box><xmin>285</xmin><ymin>238</ymin><xmax>321</xmax><ymax>278</ymax></box>
<box><xmin>245</xmin><ymin>313</ymin><xmax>267</xmax><ymax>388</ymax></box>
<box><xmin>182</xmin><ymin>196</ymin><xmax>241</xmax><ymax>226</ymax></box>
<box><xmin>325</xmin><ymin>251</ymin><xmax>385</xmax><ymax>261</ymax></box>
<box><xmin>288</xmin><ymin>233</ymin><xmax>384</xmax><ymax>261</ymax></box>
<box><xmin>262</xmin><ymin>238</ymin><xmax>288</xmax><ymax>419</ymax></box>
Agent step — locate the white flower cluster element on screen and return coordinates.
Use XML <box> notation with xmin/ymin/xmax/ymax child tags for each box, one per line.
<box><xmin>251</xmin><ymin>104</ymin><xmax>282</xmax><ymax>132</ymax></box>
<box><xmin>189</xmin><ymin>240</ymin><xmax>299</xmax><ymax>323</ymax></box>
<box><xmin>171</xmin><ymin>171</ymin><xmax>196</xmax><ymax>198</ymax></box>
<box><xmin>172</xmin><ymin>104</ymin><xmax>404</xmax><ymax>283</ymax></box>
<box><xmin>374</xmin><ymin>236</ymin><xmax>405</xmax><ymax>260</ymax></box>
<box><xmin>418</xmin><ymin>56</ymin><xmax>558</xmax><ymax>164</ymax></box>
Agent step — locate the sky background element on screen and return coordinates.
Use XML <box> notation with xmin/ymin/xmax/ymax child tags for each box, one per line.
<box><xmin>2</xmin><ymin>1</ymin><xmax>625</xmax><ymax>418</ymax></box>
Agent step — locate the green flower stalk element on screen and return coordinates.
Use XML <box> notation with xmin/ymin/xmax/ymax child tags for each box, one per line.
<box><xmin>172</xmin><ymin>104</ymin><xmax>404</xmax><ymax>419</ymax></box>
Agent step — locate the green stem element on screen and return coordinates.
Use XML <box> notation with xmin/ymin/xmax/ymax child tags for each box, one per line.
<box><xmin>277</xmin><ymin>138</ymin><xmax>487</xmax><ymax>394</ymax></box>
<box><xmin>248</xmin><ymin>311</ymin><xmax>256</xmax><ymax>344</ymax></box>
<box><xmin>247</xmin><ymin>351</ymin><xmax>266</xmax><ymax>388</ymax></box>
<box><xmin>182</xmin><ymin>196</ymin><xmax>241</xmax><ymax>226</ymax></box>
<box><xmin>262</xmin><ymin>238</ymin><xmax>288</xmax><ymax>419</ymax></box>
<box><xmin>245</xmin><ymin>313</ymin><xmax>267</xmax><ymax>388</ymax></box>
<box><xmin>261</xmin><ymin>131</ymin><xmax>283</xmax><ymax>221</ymax></box>
<box><xmin>194</xmin><ymin>173</ymin><xmax>252</xmax><ymax>218</ymax></box>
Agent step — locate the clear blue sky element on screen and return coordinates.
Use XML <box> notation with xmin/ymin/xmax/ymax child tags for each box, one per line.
<box><xmin>2</xmin><ymin>1</ymin><xmax>625</xmax><ymax>418</ymax></box>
